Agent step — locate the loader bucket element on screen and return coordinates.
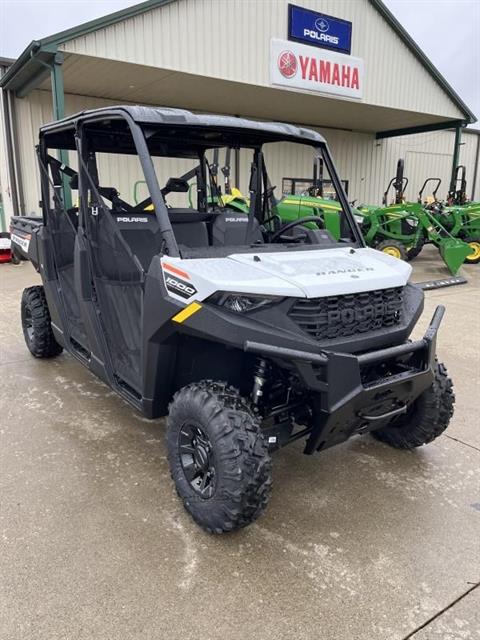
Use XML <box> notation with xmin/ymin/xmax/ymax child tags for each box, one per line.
<box><xmin>439</xmin><ymin>238</ymin><xmax>472</xmax><ymax>275</ymax></box>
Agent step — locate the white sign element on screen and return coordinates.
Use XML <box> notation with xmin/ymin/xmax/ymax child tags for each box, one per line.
<box><xmin>270</xmin><ymin>38</ymin><xmax>364</xmax><ymax>100</ymax></box>
<box><xmin>11</xmin><ymin>233</ymin><xmax>30</xmax><ymax>252</ymax></box>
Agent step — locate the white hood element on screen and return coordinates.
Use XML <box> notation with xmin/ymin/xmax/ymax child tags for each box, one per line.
<box><xmin>161</xmin><ymin>247</ymin><xmax>411</xmax><ymax>302</ymax></box>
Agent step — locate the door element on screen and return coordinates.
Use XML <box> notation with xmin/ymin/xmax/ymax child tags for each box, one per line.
<box><xmin>77</xmin><ymin>122</ymin><xmax>146</xmax><ymax>395</ymax></box>
<box><xmin>39</xmin><ymin>142</ymin><xmax>89</xmax><ymax>353</ymax></box>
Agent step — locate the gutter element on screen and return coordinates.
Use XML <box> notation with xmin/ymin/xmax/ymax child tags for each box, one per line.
<box><xmin>0</xmin><ymin>0</ymin><xmax>175</xmax><ymax>95</ymax></box>
<box><xmin>0</xmin><ymin>41</ymin><xmax>41</xmax><ymax>89</ymax></box>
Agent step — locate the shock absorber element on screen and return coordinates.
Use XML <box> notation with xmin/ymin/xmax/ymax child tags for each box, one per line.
<box><xmin>252</xmin><ymin>358</ymin><xmax>267</xmax><ymax>405</ymax></box>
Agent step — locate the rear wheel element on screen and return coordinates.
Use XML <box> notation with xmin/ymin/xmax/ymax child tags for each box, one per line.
<box><xmin>463</xmin><ymin>237</ymin><xmax>480</xmax><ymax>264</ymax></box>
<box><xmin>10</xmin><ymin>246</ymin><xmax>22</xmax><ymax>265</ymax></box>
<box><xmin>21</xmin><ymin>286</ymin><xmax>63</xmax><ymax>358</ymax></box>
<box><xmin>166</xmin><ymin>381</ymin><xmax>272</xmax><ymax>533</ymax></box>
<box><xmin>376</xmin><ymin>239</ymin><xmax>408</xmax><ymax>261</ymax></box>
<box><xmin>406</xmin><ymin>235</ymin><xmax>425</xmax><ymax>260</ymax></box>
<box><xmin>372</xmin><ymin>361</ymin><xmax>454</xmax><ymax>448</ymax></box>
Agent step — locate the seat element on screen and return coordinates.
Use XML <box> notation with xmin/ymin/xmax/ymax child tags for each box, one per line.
<box><xmin>211</xmin><ymin>210</ymin><xmax>264</xmax><ymax>246</ymax></box>
<box><xmin>113</xmin><ymin>211</ymin><xmax>162</xmax><ymax>271</ymax></box>
<box><xmin>171</xmin><ymin>221</ymin><xmax>209</xmax><ymax>247</ymax></box>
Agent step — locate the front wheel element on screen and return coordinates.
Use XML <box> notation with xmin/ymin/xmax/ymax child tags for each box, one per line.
<box><xmin>166</xmin><ymin>381</ymin><xmax>272</xmax><ymax>533</ymax></box>
<box><xmin>463</xmin><ymin>237</ymin><xmax>480</xmax><ymax>264</ymax></box>
<box><xmin>372</xmin><ymin>361</ymin><xmax>454</xmax><ymax>448</ymax></box>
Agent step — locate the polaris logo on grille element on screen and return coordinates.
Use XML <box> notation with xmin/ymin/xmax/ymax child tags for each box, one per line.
<box><xmin>289</xmin><ymin>288</ymin><xmax>403</xmax><ymax>341</ymax></box>
<box><xmin>327</xmin><ymin>301</ymin><xmax>399</xmax><ymax>325</ymax></box>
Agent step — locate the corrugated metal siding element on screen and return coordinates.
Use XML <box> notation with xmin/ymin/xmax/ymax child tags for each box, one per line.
<box><xmin>14</xmin><ymin>90</ymin><xmax>479</xmax><ymax>216</ymax></box>
<box><xmin>60</xmin><ymin>0</ymin><xmax>464</xmax><ymax>120</ymax></box>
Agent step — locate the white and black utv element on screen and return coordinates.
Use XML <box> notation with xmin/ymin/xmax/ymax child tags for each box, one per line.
<box><xmin>12</xmin><ymin>106</ymin><xmax>454</xmax><ymax>533</ymax></box>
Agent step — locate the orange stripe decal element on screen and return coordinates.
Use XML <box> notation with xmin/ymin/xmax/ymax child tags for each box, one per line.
<box><xmin>163</xmin><ymin>262</ymin><xmax>190</xmax><ymax>280</ymax></box>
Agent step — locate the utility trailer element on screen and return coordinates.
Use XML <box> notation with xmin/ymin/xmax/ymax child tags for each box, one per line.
<box><xmin>12</xmin><ymin>106</ymin><xmax>454</xmax><ymax>533</ymax></box>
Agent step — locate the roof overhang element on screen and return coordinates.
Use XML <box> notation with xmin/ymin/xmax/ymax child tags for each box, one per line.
<box><xmin>27</xmin><ymin>53</ymin><xmax>470</xmax><ymax>137</ymax></box>
<box><xmin>0</xmin><ymin>0</ymin><xmax>476</xmax><ymax>135</ymax></box>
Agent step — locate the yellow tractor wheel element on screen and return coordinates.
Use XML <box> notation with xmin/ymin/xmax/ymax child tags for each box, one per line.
<box><xmin>376</xmin><ymin>239</ymin><xmax>408</xmax><ymax>261</ymax></box>
<box><xmin>464</xmin><ymin>238</ymin><xmax>480</xmax><ymax>264</ymax></box>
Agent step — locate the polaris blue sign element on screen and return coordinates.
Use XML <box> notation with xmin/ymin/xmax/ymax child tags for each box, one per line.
<box><xmin>288</xmin><ymin>4</ymin><xmax>352</xmax><ymax>55</ymax></box>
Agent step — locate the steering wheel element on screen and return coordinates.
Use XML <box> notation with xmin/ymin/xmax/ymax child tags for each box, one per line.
<box><xmin>270</xmin><ymin>216</ymin><xmax>325</xmax><ymax>243</ymax></box>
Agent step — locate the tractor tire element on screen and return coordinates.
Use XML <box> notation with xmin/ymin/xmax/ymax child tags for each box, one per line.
<box><xmin>21</xmin><ymin>286</ymin><xmax>63</xmax><ymax>358</ymax></box>
<box><xmin>166</xmin><ymin>381</ymin><xmax>272</xmax><ymax>533</ymax></box>
<box><xmin>406</xmin><ymin>236</ymin><xmax>425</xmax><ymax>261</ymax></box>
<box><xmin>376</xmin><ymin>239</ymin><xmax>408</xmax><ymax>261</ymax></box>
<box><xmin>371</xmin><ymin>361</ymin><xmax>454</xmax><ymax>449</ymax></box>
<box><xmin>463</xmin><ymin>237</ymin><xmax>480</xmax><ymax>264</ymax></box>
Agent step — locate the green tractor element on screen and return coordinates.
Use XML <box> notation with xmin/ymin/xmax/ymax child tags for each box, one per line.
<box><xmin>427</xmin><ymin>166</ymin><xmax>480</xmax><ymax>264</ymax></box>
<box><xmin>352</xmin><ymin>160</ymin><xmax>472</xmax><ymax>274</ymax></box>
<box><xmin>271</xmin><ymin>158</ymin><xmax>471</xmax><ymax>275</ymax></box>
<box><xmin>446</xmin><ymin>165</ymin><xmax>479</xmax><ymax>207</ymax></box>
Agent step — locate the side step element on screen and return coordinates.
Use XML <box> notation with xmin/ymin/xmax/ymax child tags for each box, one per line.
<box><xmin>416</xmin><ymin>276</ymin><xmax>468</xmax><ymax>290</ymax></box>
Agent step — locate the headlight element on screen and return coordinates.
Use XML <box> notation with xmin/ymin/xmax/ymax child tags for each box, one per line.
<box><xmin>207</xmin><ymin>291</ymin><xmax>282</xmax><ymax>313</ymax></box>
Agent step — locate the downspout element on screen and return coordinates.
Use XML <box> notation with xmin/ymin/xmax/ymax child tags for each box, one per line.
<box><xmin>449</xmin><ymin>125</ymin><xmax>463</xmax><ymax>194</ymax></box>
<box><xmin>36</xmin><ymin>49</ymin><xmax>72</xmax><ymax>208</ymax></box>
<box><xmin>471</xmin><ymin>134</ymin><xmax>480</xmax><ymax>201</ymax></box>
<box><xmin>8</xmin><ymin>91</ymin><xmax>26</xmax><ymax>215</ymax></box>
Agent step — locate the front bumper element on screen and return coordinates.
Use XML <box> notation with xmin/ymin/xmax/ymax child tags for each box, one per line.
<box><xmin>245</xmin><ymin>305</ymin><xmax>444</xmax><ymax>454</ymax></box>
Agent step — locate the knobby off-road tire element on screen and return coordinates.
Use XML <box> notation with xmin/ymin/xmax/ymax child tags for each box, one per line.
<box><xmin>376</xmin><ymin>239</ymin><xmax>408</xmax><ymax>261</ymax></box>
<box><xmin>372</xmin><ymin>361</ymin><xmax>454</xmax><ymax>448</ymax></box>
<box><xmin>21</xmin><ymin>286</ymin><xmax>63</xmax><ymax>358</ymax></box>
<box><xmin>166</xmin><ymin>381</ymin><xmax>272</xmax><ymax>534</ymax></box>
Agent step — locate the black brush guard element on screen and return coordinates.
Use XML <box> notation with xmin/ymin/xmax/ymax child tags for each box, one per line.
<box><xmin>245</xmin><ymin>305</ymin><xmax>444</xmax><ymax>454</ymax></box>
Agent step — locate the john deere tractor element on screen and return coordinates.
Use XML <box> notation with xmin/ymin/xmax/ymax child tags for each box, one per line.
<box><xmin>428</xmin><ymin>167</ymin><xmax>480</xmax><ymax>264</ymax></box>
<box><xmin>352</xmin><ymin>160</ymin><xmax>472</xmax><ymax>274</ymax></box>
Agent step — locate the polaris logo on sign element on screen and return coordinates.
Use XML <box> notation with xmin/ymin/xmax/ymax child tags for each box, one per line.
<box><xmin>271</xmin><ymin>39</ymin><xmax>364</xmax><ymax>99</ymax></box>
<box><xmin>315</xmin><ymin>18</ymin><xmax>329</xmax><ymax>33</ymax></box>
<box><xmin>288</xmin><ymin>4</ymin><xmax>352</xmax><ymax>54</ymax></box>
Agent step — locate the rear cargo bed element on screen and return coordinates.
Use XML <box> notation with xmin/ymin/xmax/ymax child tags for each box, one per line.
<box><xmin>10</xmin><ymin>215</ymin><xmax>43</xmax><ymax>267</ymax></box>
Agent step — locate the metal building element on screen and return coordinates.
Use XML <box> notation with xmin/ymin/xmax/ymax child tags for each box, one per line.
<box><xmin>0</xmin><ymin>0</ymin><xmax>479</xmax><ymax>227</ymax></box>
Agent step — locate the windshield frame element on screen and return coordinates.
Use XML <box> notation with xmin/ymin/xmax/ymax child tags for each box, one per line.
<box><xmin>68</xmin><ymin>113</ymin><xmax>365</xmax><ymax>257</ymax></box>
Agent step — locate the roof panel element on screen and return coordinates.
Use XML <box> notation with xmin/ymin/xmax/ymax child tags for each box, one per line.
<box><xmin>58</xmin><ymin>0</ymin><xmax>474</xmax><ymax>123</ymax></box>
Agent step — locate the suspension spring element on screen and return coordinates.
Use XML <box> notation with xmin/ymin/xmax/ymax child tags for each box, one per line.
<box><xmin>252</xmin><ymin>358</ymin><xmax>267</xmax><ymax>405</ymax></box>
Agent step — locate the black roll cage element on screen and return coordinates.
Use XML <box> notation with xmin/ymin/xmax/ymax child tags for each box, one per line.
<box><xmin>38</xmin><ymin>109</ymin><xmax>364</xmax><ymax>257</ymax></box>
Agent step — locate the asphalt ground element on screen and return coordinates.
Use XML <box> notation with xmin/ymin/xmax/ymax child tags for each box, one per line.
<box><xmin>1</xmin><ymin>247</ymin><xmax>479</xmax><ymax>640</ymax></box>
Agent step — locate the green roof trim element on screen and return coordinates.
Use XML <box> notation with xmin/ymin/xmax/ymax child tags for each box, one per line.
<box><xmin>0</xmin><ymin>0</ymin><xmax>476</xmax><ymax>125</ymax></box>
<box><xmin>368</xmin><ymin>0</ymin><xmax>476</xmax><ymax>124</ymax></box>
<box><xmin>0</xmin><ymin>0</ymin><xmax>174</xmax><ymax>91</ymax></box>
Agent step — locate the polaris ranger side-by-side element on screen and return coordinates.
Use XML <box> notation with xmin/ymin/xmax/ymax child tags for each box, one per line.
<box><xmin>11</xmin><ymin>107</ymin><xmax>454</xmax><ymax>533</ymax></box>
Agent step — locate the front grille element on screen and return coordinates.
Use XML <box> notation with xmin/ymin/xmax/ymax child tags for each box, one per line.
<box><xmin>288</xmin><ymin>287</ymin><xmax>403</xmax><ymax>341</ymax></box>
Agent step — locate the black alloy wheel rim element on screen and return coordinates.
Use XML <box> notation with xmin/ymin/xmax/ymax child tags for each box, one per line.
<box><xmin>24</xmin><ymin>306</ymin><xmax>34</xmax><ymax>341</ymax></box>
<box><xmin>179</xmin><ymin>423</ymin><xmax>216</xmax><ymax>498</ymax></box>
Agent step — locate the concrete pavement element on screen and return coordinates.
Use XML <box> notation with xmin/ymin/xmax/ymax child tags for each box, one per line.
<box><xmin>1</xmin><ymin>248</ymin><xmax>479</xmax><ymax>640</ymax></box>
